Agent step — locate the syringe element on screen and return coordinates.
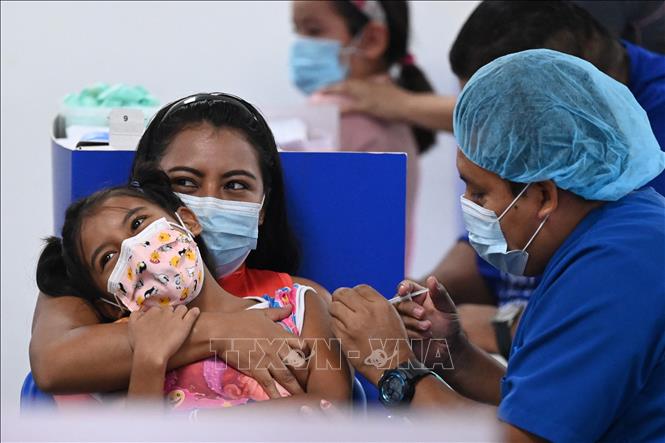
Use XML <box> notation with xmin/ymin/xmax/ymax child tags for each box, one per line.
<box><xmin>388</xmin><ymin>288</ymin><xmax>429</xmax><ymax>305</ymax></box>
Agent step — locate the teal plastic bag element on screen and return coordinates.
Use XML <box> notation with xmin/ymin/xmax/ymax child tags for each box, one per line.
<box><xmin>62</xmin><ymin>83</ymin><xmax>159</xmax><ymax>127</ymax></box>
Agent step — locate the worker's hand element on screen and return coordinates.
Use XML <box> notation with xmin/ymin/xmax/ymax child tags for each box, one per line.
<box><xmin>209</xmin><ymin>306</ymin><xmax>309</xmax><ymax>399</ymax></box>
<box><xmin>330</xmin><ymin>285</ymin><xmax>415</xmax><ymax>385</ymax></box>
<box><xmin>128</xmin><ymin>305</ymin><xmax>200</xmax><ymax>366</ymax></box>
<box><xmin>320</xmin><ymin>79</ymin><xmax>412</xmax><ymax>121</ymax></box>
<box><xmin>395</xmin><ymin>277</ymin><xmax>464</xmax><ymax>375</ymax></box>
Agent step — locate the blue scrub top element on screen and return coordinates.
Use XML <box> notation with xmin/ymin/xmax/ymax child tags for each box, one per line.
<box><xmin>624</xmin><ymin>40</ymin><xmax>665</xmax><ymax>196</ymax></box>
<box><xmin>498</xmin><ymin>188</ymin><xmax>665</xmax><ymax>442</ymax></box>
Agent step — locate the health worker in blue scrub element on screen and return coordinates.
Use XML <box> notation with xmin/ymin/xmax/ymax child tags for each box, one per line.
<box><xmin>329</xmin><ymin>49</ymin><xmax>665</xmax><ymax>442</ymax></box>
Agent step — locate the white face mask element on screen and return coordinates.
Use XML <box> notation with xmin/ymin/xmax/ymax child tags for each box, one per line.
<box><xmin>103</xmin><ymin>214</ymin><xmax>205</xmax><ymax>312</ymax></box>
<box><xmin>175</xmin><ymin>193</ymin><xmax>263</xmax><ymax>279</ymax></box>
<box><xmin>460</xmin><ymin>184</ymin><xmax>549</xmax><ymax>276</ymax></box>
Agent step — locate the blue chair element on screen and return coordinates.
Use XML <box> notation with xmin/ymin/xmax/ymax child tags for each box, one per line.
<box><xmin>21</xmin><ymin>371</ymin><xmax>366</xmax><ymax>412</ymax></box>
<box><xmin>352</xmin><ymin>377</ymin><xmax>367</xmax><ymax>414</ymax></box>
<box><xmin>20</xmin><ymin>373</ymin><xmax>55</xmax><ymax>412</ymax></box>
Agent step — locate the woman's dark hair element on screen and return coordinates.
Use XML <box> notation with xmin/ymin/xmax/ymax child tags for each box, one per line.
<box><xmin>131</xmin><ymin>92</ymin><xmax>299</xmax><ymax>275</ymax></box>
<box><xmin>36</xmin><ymin>168</ymin><xmax>213</xmax><ymax>319</ymax></box>
<box><xmin>333</xmin><ymin>0</ymin><xmax>436</xmax><ymax>154</ymax></box>
<box><xmin>449</xmin><ymin>1</ymin><xmax>626</xmax><ymax>82</ymax></box>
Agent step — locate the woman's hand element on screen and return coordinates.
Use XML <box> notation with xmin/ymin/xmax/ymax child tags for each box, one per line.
<box><xmin>209</xmin><ymin>305</ymin><xmax>309</xmax><ymax>399</ymax></box>
<box><xmin>128</xmin><ymin>305</ymin><xmax>200</xmax><ymax>366</ymax></box>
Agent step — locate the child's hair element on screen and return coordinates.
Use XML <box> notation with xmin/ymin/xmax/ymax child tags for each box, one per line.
<box><xmin>449</xmin><ymin>1</ymin><xmax>625</xmax><ymax>83</ymax></box>
<box><xmin>36</xmin><ymin>168</ymin><xmax>213</xmax><ymax>313</ymax></box>
<box><xmin>334</xmin><ymin>0</ymin><xmax>436</xmax><ymax>154</ymax></box>
<box><xmin>132</xmin><ymin>92</ymin><xmax>300</xmax><ymax>274</ymax></box>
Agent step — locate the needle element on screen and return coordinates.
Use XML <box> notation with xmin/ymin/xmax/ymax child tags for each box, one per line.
<box><xmin>388</xmin><ymin>288</ymin><xmax>429</xmax><ymax>305</ymax></box>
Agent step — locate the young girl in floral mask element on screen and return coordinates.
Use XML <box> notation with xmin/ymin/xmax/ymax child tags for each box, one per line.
<box><xmin>36</xmin><ymin>169</ymin><xmax>351</xmax><ymax>411</ymax></box>
<box><xmin>290</xmin><ymin>0</ymin><xmax>437</xmax><ymax>267</ymax></box>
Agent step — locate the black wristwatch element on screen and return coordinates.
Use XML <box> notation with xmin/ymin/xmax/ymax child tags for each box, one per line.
<box><xmin>491</xmin><ymin>303</ymin><xmax>524</xmax><ymax>360</ymax></box>
<box><xmin>378</xmin><ymin>359</ymin><xmax>435</xmax><ymax>408</ymax></box>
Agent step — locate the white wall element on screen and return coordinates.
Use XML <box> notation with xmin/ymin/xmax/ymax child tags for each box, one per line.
<box><xmin>0</xmin><ymin>0</ymin><xmax>478</xmax><ymax>418</ymax></box>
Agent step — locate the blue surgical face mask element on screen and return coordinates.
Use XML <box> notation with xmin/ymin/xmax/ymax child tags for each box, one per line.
<box><xmin>289</xmin><ymin>35</ymin><xmax>355</xmax><ymax>95</ymax></box>
<box><xmin>460</xmin><ymin>184</ymin><xmax>548</xmax><ymax>276</ymax></box>
<box><xmin>175</xmin><ymin>193</ymin><xmax>263</xmax><ymax>279</ymax></box>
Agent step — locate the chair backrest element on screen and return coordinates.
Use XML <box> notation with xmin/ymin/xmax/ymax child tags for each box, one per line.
<box><xmin>20</xmin><ymin>373</ymin><xmax>55</xmax><ymax>412</ymax></box>
<box><xmin>51</xmin><ymin>143</ymin><xmax>406</xmax><ymax>297</ymax></box>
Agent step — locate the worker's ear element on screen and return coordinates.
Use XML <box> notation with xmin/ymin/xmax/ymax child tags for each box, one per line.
<box><xmin>356</xmin><ymin>22</ymin><xmax>389</xmax><ymax>62</ymax></box>
<box><xmin>536</xmin><ymin>180</ymin><xmax>558</xmax><ymax>219</ymax></box>
<box><xmin>176</xmin><ymin>206</ymin><xmax>202</xmax><ymax>237</ymax></box>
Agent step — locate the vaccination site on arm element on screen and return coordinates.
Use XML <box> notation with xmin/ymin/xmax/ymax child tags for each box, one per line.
<box><xmin>1</xmin><ymin>1</ymin><xmax>664</xmax><ymax>442</ymax></box>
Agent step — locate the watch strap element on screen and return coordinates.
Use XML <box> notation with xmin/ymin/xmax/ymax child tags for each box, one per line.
<box><xmin>492</xmin><ymin>320</ymin><xmax>513</xmax><ymax>360</ymax></box>
<box><xmin>379</xmin><ymin>359</ymin><xmax>435</xmax><ymax>407</ymax></box>
<box><xmin>492</xmin><ymin>303</ymin><xmax>524</xmax><ymax>360</ymax></box>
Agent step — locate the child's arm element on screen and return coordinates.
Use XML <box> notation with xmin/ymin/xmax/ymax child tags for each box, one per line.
<box><xmin>127</xmin><ymin>305</ymin><xmax>200</xmax><ymax>399</ymax></box>
<box><xmin>296</xmin><ymin>289</ymin><xmax>353</xmax><ymax>403</ymax></box>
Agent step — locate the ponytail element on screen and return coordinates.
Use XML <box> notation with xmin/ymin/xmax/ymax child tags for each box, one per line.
<box><xmin>397</xmin><ymin>61</ymin><xmax>436</xmax><ymax>154</ymax></box>
<box><xmin>36</xmin><ymin>236</ymin><xmax>79</xmax><ymax>297</ymax></box>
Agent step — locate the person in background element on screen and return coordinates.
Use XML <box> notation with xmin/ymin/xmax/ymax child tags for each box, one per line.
<box><xmin>290</xmin><ymin>0</ymin><xmax>436</xmax><ymax>265</ymax></box>
<box><xmin>330</xmin><ymin>49</ymin><xmax>665</xmax><ymax>442</ymax></box>
<box><xmin>322</xmin><ymin>0</ymin><xmax>665</xmax><ymax>358</ymax></box>
<box><xmin>573</xmin><ymin>0</ymin><xmax>665</xmax><ymax>54</ymax></box>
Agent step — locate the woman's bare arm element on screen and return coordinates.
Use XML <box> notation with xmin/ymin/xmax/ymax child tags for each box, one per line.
<box><xmin>29</xmin><ymin>292</ymin><xmax>305</xmax><ymax>396</ymax></box>
<box><xmin>30</xmin><ymin>293</ymin><xmax>134</xmax><ymax>393</ymax></box>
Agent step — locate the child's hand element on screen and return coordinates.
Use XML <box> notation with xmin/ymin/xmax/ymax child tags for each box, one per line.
<box><xmin>128</xmin><ymin>305</ymin><xmax>200</xmax><ymax>366</ymax></box>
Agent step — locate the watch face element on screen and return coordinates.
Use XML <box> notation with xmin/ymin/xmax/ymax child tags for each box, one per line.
<box><xmin>380</xmin><ymin>373</ymin><xmax>406</xmax><ymax>404</ymax></box>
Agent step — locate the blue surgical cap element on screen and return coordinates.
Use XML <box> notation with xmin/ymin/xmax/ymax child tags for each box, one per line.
<box><xmin>453</xmin><ymin>49</ymin><xmax>665</xmax><ymax>201</ymax></box>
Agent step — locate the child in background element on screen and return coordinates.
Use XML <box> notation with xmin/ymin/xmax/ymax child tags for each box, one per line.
<box><xmin>36</xmin><ymin>170</ymin><xmax>351</xmax><ymax>411</ymax></box>
<box><xmin>290</xmin><ymin>0</ymin><xmax>436</xmax><ymax>266</ymax></box>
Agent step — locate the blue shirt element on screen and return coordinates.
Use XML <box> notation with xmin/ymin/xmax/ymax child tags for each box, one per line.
<box><xmin>476</xmin><ymin>255</ymin><xmax>540</xmax><ymax>307</ymax></box>
<box><xmin>456</xmin><ymin>234</ymin><xmax>542</xmax><ymax>307</ymax></box>
<box><xmin>624</xmin><ymin>40</ymin><xmax>665</xmax><ymax>196</ymax></box>
<box><xmin>498</xmin><ymin>188</ymin><xmax>665</xmax><ymax>442</ymax></box>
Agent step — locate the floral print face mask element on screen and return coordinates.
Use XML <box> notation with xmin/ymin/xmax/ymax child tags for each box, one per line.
<box><xmin>103</xmin><ymin>215</ymin><xmax>204</xmax><ymax>312</ymax></box>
